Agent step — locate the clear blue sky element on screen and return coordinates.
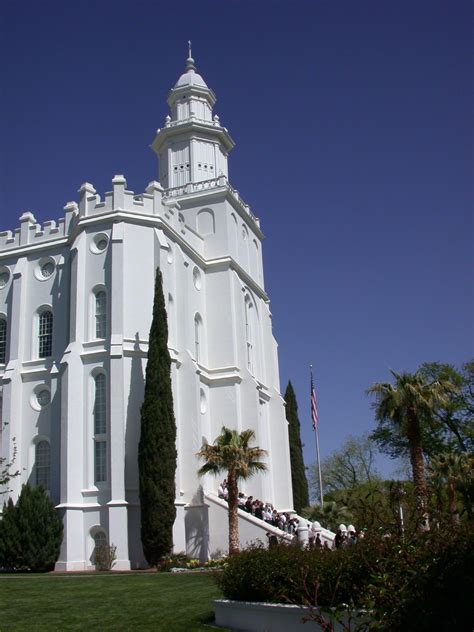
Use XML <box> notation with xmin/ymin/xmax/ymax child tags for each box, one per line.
<box><xmin>1</xmin><ymin>1</ymin><xmax>472</xmax><ymax>479</ymax></box>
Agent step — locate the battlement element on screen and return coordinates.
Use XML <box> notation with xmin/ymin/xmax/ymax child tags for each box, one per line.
<box><xmin>0</xmin><ymin>175</ymin><xmax>166</xmax><ymax>253</ymax></box>
<box><xmin>0</xmin><ymin>206</ymin><xmax>78</xmax><ymax>251</ymax></box>
<box><xmin>77</xmin><ymin>175</ymin><xmax>161</xmax><ymax>219</ymax></box>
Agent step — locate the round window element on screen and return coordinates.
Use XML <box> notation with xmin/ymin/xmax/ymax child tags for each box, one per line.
<box><xmin>36</xmin><ymin>389</ymin><xmax>51</xmax><ymax>407</ymax></box>
<box><xmin>40</xmin><ymin>262</ymin><xmax>55</xmax><ymax>278</ymax></box>
<box><xmin>96</xmin><ymin>239</ymin><xmax>108</xmax><ymax>251</ymax></box>
<box><xmin>91</xmin><ymin>234</ymin><xmax>109</xmax><ymax>254</ymax></box>
<box><xmin>0</xmin><ymin>269</ymin><xmax>10</xmax><ymax>289</ymax></box>
<box><xmin>35</xmin><ymin>258</ymin><xmax>56</xmax><ymax>282</ymax></box>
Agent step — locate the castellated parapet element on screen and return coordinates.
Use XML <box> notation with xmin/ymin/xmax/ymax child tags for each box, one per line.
<box><xmin>0</xmin><ymin>173</ymin><xmax>260</xmax><ymax>260</ymax></box>
<box><xmin>0</xmin><ymin>175</ymin><xmax>162</xmax><ymax>253</ymax></box>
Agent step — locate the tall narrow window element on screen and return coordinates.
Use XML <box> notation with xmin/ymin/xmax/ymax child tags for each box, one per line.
<box><xmin>167</xmin><ymin>294</ymin><xmax>175</xmax><ymax>347</ymax></box>
<box><xmin>35</xmin><ymin>440</ymin><xmax>51</xmax><ymax>492</ymax></box>
<box><xmin>194</xmin><ymin>314</ymin><xmax>201</xmax><ymax>362</ymax></box>
<box><xmin>95</xmin><ymin>291</ymin><xmax>107</xmax><ymax>339</ymax></box>
<box><xmin>39</xmin><ymin>311</ymin><xmax>53</xmax><ymax>358</ymax></box>
<box><xmin>94</xmin><ymin>373</ymin><xmax>107</xmax><ymax>483</ymax></box>
<box><xmin>245</xmin><ymin>298</ymin><xmax>254</xmax><ymax>374</ymax></box>
<box><xmin>0</xmin><ymin>318</ymin><xmax>7</xmax><ymax>364</ymax></box>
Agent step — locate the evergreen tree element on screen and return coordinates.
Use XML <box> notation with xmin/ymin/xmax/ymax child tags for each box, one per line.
<box><xmin>0</xmin><ymin>498</ymin><xmax>21</xmax><ymax>569</ymax></box>
<box><xmin>138</xmin><ymin>268</ymin><xmax>177</xmax><ymax>566</ymax></box>
<box><xmin>285</xmin><ymin>381</ymin><xmax>309</xmax><ymax>513</ymax></box>
<box><xmin>0</xmin><ymin>485</ymin><xmax>63</xmax><ymax>571</ymax></box>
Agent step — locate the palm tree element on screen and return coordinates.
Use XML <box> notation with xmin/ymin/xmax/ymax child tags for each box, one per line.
<box><xmin>429</xmin><ymin>452</ymin><xmax>472</xmax><ymax>524</ymax></box>
<box><xmin>368</xmin><ymin>371</ymin><xmax>452</xmax><ymax>525</ymax></box>
<box><xmin>197</xmin><ymin>426</ymin><xmax>267</xmax><ymax>555</ymax></box>
<box><xmin>304</xmin><ymin>500</ymin><xmax>352</xmax><ymax>532</ymax></box>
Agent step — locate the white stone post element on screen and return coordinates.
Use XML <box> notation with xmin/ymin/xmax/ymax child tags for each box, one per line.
<box><xmin>297</xmin><ymin>524</ymin><xmax>309</xmax><ymax>546</ymax></box>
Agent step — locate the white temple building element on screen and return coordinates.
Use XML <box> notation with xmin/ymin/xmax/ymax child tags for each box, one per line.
<box><xmin>0</xmin><ymin>51</ymin><xmax>296</xmax><ymax>570</ymax></box>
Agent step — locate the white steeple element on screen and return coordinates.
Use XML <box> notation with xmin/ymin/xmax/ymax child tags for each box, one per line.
<box><xmin>151</xmin><ymin>44</ymin><xmax>235</xmax><ymax>190</ymax></box>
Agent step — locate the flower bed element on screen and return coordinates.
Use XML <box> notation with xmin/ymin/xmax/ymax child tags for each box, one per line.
<box><xmin>159</xmin><ymin>554</ymin><xmax>227</xmax><ymax>573</ymax></box>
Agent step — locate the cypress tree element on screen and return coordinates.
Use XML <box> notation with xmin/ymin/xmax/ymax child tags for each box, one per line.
<box><xmin>285</xmin><ymin>381</ymin><xmax>309</xmax><ymax>514</ymax></box>
<box><xmin>138</xmin><ymin>268</ymin><xmax>177</xmax><ymax>566</ymax></box>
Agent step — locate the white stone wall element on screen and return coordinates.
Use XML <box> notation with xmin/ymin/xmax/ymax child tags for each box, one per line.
<box><xmin>0</xmin><ymin>57</ymin><xmax>294</xmax><ymax>569</ymax></box>
<box><xmin>0</xmin><ymin>174</ymin><xmax>293</xmax><ymax>569</ymax></box>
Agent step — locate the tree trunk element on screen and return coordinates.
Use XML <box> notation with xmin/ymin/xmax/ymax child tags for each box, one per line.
<box><xmin>447</xmin><ymin>479</ymin><xmax>460</xmax><ymax>525</ymax></box>
<box><xmin>227</xmin><ymin>471</ymin><xmax>239</xmax><ymax>555</ymax></box>
<box><xmin>406</xmin><ymin>412</ymin><xmax>429</xmax><ymax>528</ymax></box>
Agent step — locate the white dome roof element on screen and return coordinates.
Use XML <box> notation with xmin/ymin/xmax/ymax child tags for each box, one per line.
<box><xmin>174</xmin><ymin>58</ymin><xmax>208</xmax><ymax>89</ymax></box>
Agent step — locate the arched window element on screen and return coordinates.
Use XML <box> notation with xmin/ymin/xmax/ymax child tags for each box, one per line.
<box><xmin>252</xmin><ymin>239</ymin><xmax>260</xmax><ymax>283</ymax></box>
<box><xmin>241</xmin><ymin>225</ymin><xmax>250</xmax><ymax>270</ymax></box>
<box><xmin>194</xmin><ymin>314</ymin><xmax>202</xmax><ymax>362</ymax></box>
<box><xmin>0</xmin><ymin>318</ymin><xmax>7</xmax><ymax>364</ymax></box>
<box><xmin>35</xmin><ymin>440</ymin><xmax>51</xmax><ymax>491</ymax></box>
<box><xmin>38</xmin><ymin>310</ymin><xmax>53</xmax><ymax>358</ymax></box>
<box><xmin>93</xmin><ymin>373</ymin><xmax>107</xmax><ymax>483</ymax></box>
<box><xmin>95</xmin><ymin>291</ymin><xmax>107</xmax><ymax>339</ymax></box>
<box><xmin>244</xmin><ymin>298</ymin><xmax>254</xmax><ymax>373</ymax></box>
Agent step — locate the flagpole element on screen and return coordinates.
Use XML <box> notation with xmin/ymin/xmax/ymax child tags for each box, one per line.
<box><xmin>310</xmin><ymin>365</ymin><xmax>324</xmax><ymax>508</ymax></box>
<box><xmin>315</xmin><ymin>419</ymin><xmax>324</xmax><ymax>508</ymax></box>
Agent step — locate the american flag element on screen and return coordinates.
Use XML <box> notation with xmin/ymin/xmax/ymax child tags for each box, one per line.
<box><xmin>311</xmin><ymin>371</ymin><xmax>319</xmax><ymax>431</ymax></box>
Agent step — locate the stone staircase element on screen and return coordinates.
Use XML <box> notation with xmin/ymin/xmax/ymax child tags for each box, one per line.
<box><xmin>204</xmin><ymin>493</ymin><xmax>334</xmax><ymax>558</ymax></box>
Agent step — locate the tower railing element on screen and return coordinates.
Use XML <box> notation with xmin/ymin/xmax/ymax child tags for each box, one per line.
<box><xmin>163</xmin><ymin>177</ymin><xmax>259</xmax><ymax>225</ymax></box>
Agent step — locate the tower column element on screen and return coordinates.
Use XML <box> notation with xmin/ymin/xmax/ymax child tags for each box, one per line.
<box><xmin>107</xmin><ymin>219</ymin><xmax>130</xmax><ymax>570</ymax></box>
<box><xmin>56</xmin><ymin>235</ymin><xmax>89</xmax><ymax>570</ymax></box>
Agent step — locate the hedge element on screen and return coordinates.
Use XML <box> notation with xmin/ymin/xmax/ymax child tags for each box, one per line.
<box><xmin>215</xmin><ymin>524</ymin><xmax>474</xmax><ymax>631</ymax></box>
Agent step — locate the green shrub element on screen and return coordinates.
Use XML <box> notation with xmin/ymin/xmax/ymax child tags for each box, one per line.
<box><xmin>364</xmin><ymin>524</ymin><xmax>474</xmax><ymax>631</ymax></box>
<box><xmin>216</xmin><ymin>540</ymin><xmax>381</xmax><ymax>608</ymax></box>
<box><xmin>216</xmin><ymin>525</ymin><xmax>474</xmax><ymax>630</ymax></box>
<box><xmin>94</xmin><ymin>544</ymin><xmax>117</xmax><ymax>571</ymax></box>
<box><xmin>0</xmin><ymin>485</ymin><xmax>63</xmax><ymax>572</ymax></box>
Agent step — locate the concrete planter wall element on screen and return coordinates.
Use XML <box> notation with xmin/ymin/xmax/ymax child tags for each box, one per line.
<box><xmin>214</xmin><ymin>599</ymin><xmax>365</xmax><ymax>631</ymax></box>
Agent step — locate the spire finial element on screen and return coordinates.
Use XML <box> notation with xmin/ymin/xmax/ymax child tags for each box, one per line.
<box><xmin>186</xmin><ymin>40</ymin><xmax>196</xmax><ymax>71</ymax></box>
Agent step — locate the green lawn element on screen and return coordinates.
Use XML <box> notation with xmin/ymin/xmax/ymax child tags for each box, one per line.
<box><xmin>0</xmin><ymin>572</ymin><xmax>230</xmax><ymax>631</ymax></box>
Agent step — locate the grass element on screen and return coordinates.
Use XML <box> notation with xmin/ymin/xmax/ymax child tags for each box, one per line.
<box><xmin>0</xmin><ymin>572</ymin><xmax>230</xmax><ymax>631</ymax></box>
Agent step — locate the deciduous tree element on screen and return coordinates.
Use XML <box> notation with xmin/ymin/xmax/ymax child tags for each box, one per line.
<box><xmin>310</xmin><ymin>434</ymin><xmax>379</xmax><ymax>498</ymax></box>
<box><xmin>0</xmin><ymin>427</ymin><xmax>20</xmax><ymax>495</ymax></box>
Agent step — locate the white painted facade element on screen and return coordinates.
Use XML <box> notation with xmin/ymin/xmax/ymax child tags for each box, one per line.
<box><xmin>0</xmin><ymin>53</ymin><xmax>294</xmax><ymax>570</ymax></box>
